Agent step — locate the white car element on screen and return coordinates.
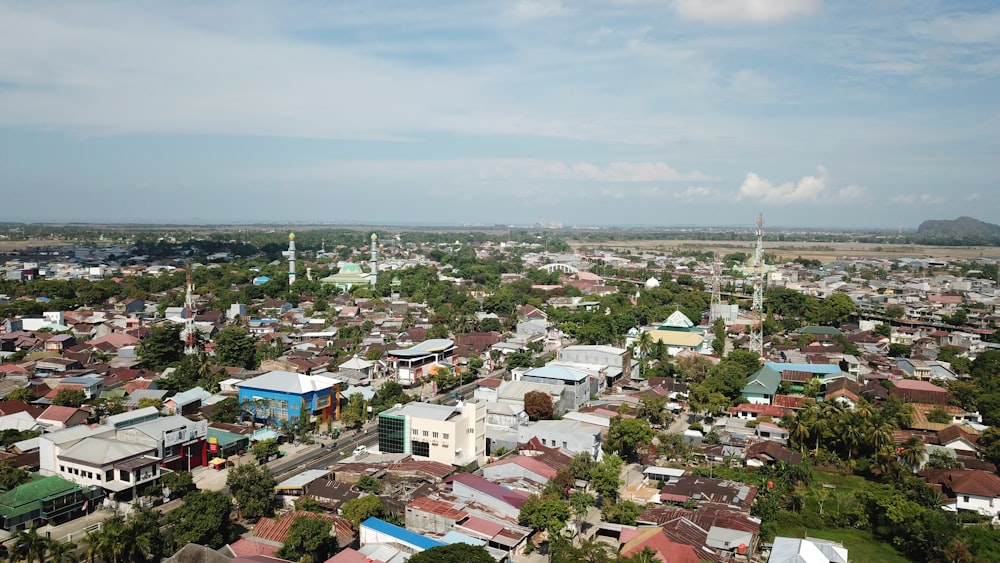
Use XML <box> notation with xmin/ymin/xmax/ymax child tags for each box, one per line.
<box><xmin>352</xmin><ymin>445</ymin><xmax>368</xmax><ymax>456</ymax></box>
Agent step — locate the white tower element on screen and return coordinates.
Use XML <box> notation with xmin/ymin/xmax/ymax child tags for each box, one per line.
<box><xmin>184</xmin><ymin>269</ymin><xmax>197</xmax><ymax>355</ymax></box>
<box><xmin>370</xmin><ymin>233</ymin><xmax>379</xmax><ymax>284</ymax></box>
<box><xmin>749</xmin><ymin>213</ymin><xmax>765</xmax><ymax>357</ymax></box>
<box><xmin>286</xmin><ymin>232</ymin><xmax>297</xmax><ymax>286</ymax></box>
<box><xmin>709</xmin><ymin>252</ymin><xmax>723</xmax><ymax>322</ymax></box>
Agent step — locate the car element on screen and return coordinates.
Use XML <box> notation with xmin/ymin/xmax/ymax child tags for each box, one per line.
<box><xmin>352</xmin><ymin>445</ymin><xmax>368</xmax><ymax>456</ymax></box>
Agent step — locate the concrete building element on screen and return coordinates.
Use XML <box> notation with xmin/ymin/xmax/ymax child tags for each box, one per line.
<box><xmin>519</xmin><ymin>365</ymin><xmax>594</xmax><ymax>411</ymax></box>
<box><xmin>115</xmin><ymin>415</ymin><xmax>209</xmax><ymax>471</ymax></box>
<box><xmin>388</xmin><ymin>339</ymin><xmax>456</xmax><ymax>386</ymax></box>
<box><xmin>377</xmin><ymin>401</ymin><xmax>486</xmax><ymax>466</ymax></box>
<box><xmin>517</xmin><ymin>419</ymin><xmax>603</xmax><ymax>460</ymax></box>
<box><xmin>237</xmin><ymin>370</ymin><xmax>343</xmax><ymax>424</ymax></box>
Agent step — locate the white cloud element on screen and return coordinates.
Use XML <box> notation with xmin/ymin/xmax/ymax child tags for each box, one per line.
<box><xmin>275</xmin><ymin>158</ymin><xmax>713</xmax><ymax>184</ymax></box>
<box><xmin>912</xmin><ymin>11</ymin><xmax>1000</xmax><ymax>45</ymax></box>
<box><xmin>891</xmin><ymin>193</ymin><xmax>945</xmax><ymax>205</ymax></box>
<box><xmin>510</xmin><ymin>0</ymin><xmax>567</xmax><ymax>19</ymax></box>
<box><xmin>737</xmin><ymin>166</ymin><xmax>864</xmax><ymax>204</ymax></box>
<box><xmin>587</xmin><ymin>26</ymin><xmax>614</xmax><ymax>45</ymax></box>
<box><xmin>673</xmin><ymin>0</ymin><xmax>821</xmax><ymax>23</ymax></box>
<box><xmin>673</xmin><ymin>186</ymin><xmax>728</xmax><ymax>201</ymax></box>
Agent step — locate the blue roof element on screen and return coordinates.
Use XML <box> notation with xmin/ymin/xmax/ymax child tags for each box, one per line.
<box><xmin>440</xmin><ymin>531</ymin><xmax>486</xmax><ymax>546</ymax></box>
<box><xmin>764</xmin><ymin>362</ymin><xmax>841</xmax><ymax>375</ymax></box>
<box><xmin>360</xmin><ymin>517</ymin><xmax>444</xmax><ymax>551</ymax></box>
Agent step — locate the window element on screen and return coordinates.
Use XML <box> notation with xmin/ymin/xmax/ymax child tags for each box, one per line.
<box><xmin>562</xmin><ymin>442</ymin><xmax>568</xmax><ymax>448</ymax></box>
<box><xmin>106</xmin><ymin>470</ymin><xmax>113</xmax><ymax>482</ymax></box>
<box><xmin>443</xmin><ymin>433</ymin><xmax>449</xmax><ymax>440</ymax></box>
<box><xmin>412</xmin><ymin>441</ymin><xmax>430</xmax><ymax>458</ymax></box>
<box><xmin>432</xmin><ymin>432</ymin><xmax>439</xmax><ymax>438</ymax></box>
<box><xmin>964</xmin><ymin>496</ymin><xmax>970</xmax><ymax>502</ymax></box>
<box><xmin>378</xmin><ymin>414</ymin><xmax>407</xmax><ymax>454</ymax></box>
<box><xmin>412</xmin><ymin>429</ymin><xmax>418</xmax><ymax>435</ymax></box>
<box><xmin>423</xmin><ymin>430</ymin><xmax>429</xmax><ymax>437</ymax></box>
<box><xmin>542</xmin><ymin>439</ymin><xmax>547</xmax><ymax>445</ymax></box>
<box><xmin>59</xmin><ymin>465</ymin><xmax>65</xmax><ymax>472</ymax></box>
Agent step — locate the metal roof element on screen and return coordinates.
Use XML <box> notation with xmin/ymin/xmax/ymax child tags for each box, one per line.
<box><xmin>360</xmin><ymin>517</ymin><xmax>444</xmax><ymax>551</ymax></box>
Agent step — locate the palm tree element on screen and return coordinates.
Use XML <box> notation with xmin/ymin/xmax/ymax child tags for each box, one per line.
<box><xmin>788</xmin><ymin>416</ymin><xmax>810</xmax><ymax>453</ymax></box>
<box><xmin>636</xmin><ymin>330</ymin><xmax>654</xmax><ymax>378</ymax></box>
<box><xmin>44</xmin><ymin>540</ymin><xmax>77</xmax><ymax>563</ymax></box>
<box><xmin>9</xmin><ymin>523</ymin><xmax>48</xmax><ymax>563</ymax></box>
<box><xmin>839</xmin><ymin>414</ymin><xmax>863</xmax><ymax>461</ymax></box>
<box><xmin>898</xmin><ymin>436</ymin><xmax>926</xmax><ymax>473</ymax></box>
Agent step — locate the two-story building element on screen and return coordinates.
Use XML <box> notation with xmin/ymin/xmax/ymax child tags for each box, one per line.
<box><xmin>237</xmin><ymin>370</ymin><xmax>343</xmax><ymax>425</ymax></box>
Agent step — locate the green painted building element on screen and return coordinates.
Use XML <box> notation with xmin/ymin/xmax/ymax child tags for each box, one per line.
<box><xmin>741</xmin><ymin>366</ymin><xmax>782</xmax><ymax>405</ymax></box>
<box><xmin>0</xmin><ymin>475</ymin><xmax>103</xmax><ymax>531</ymax></box>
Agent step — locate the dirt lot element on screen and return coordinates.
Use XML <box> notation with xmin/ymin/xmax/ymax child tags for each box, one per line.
<box><xmin>567</xmin><ymin>239</ymin><xmax>1000</xmax><ymax>262</ymax></box>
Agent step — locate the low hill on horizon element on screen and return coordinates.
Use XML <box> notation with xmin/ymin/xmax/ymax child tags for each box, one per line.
<box><xmin>916</xmin><ymin>216</ymin><xmax>1000</xmax><ymax>238</ymax></box>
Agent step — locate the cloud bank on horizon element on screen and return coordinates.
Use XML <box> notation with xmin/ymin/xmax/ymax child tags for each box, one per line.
<box><xmin>0</xmin><ymin>0</ymin><xmax>997</xmax><ymax>228</ymax></box>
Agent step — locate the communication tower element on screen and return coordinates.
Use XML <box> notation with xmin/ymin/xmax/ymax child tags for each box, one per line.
<box><xmin>749</xmin><ymin>213</ymin><xmax>765</xmax><ymax>357</ymax></box>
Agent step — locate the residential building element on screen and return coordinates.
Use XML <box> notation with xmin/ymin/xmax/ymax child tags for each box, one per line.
<box><xmin>769</xmin><ymin>537</ymin><xmax>848</xmax><ymax>563</ymax></box>
<box><xmin>517</xmin><ymin>419</ymin><xmax>603</xmax><ymax>460</ymax></box>
<box><xmin>388</xmin><ymin>339</ymin><xmax>456</xmax><ymax>385</ymax></box>
<box><xmin>519</xmin><ymin>365</ymin><xmax>594</xmax><ymax>411</ymax></box>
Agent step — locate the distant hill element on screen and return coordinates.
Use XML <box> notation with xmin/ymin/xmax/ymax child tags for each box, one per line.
<box><xmin>916</xmin><ymin>216</ymin><xmax>1000</xmax><ymax>238</ymax></box>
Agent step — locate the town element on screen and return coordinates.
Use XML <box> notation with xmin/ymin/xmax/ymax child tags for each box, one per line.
<box><xmin>0</xmin><ymin>224</ymin><xmax>999</xmax><ymax>563</ymax></box>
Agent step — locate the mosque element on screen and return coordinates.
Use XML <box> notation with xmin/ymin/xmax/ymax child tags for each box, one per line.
<box><xmin>319</xmin><ymin>232</ymin><xmax>380</xmax><ymax>291</ymax></box>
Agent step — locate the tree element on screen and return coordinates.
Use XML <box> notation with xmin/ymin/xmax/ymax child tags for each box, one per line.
<box><xmin>213</xmin><ymin>326</ymin><xmax>259</xmax><ymax>370</ymax></box>
<box><xmin>136</xmin><ymin>397</ymin><xmax>163</xmax><ymax>411</ymax></box>
<box><xmin>637</xmin><ymin>394</ymin><xmax>670</xmax><ymax>426</ymax></box>
<box><xmin>817</xmin><ymin>293</ymin><xmax>855</xmax><ymax>326</ymax></box>
<box><xmin>209</xmin><ymin>396</ymin><xmax>242</xmax><ymax>423</ymax></box>
<box><xmin>8</xmin><ymin>523</ymin><xmax>48</xmax><ymax>563</ymax></box>
<box><xmin>5</xmin><ymin>387</ymin><xmax>34</xmax><ymax>402</ymax></box>
<box><xmin>341</xmin><ymin>495</ymin><xmax>390</xmax><ymax>529</ymax></box>
<box><xmin>52</xmin><ymin>388</ymin><xmax>86</xmax><ymax>407</ymax></box>
<box><xmin>406</xmin><ymin>544</ymin><xmax>496</xmax><ymax>563</ymax></box>
<box><xmin>340</xmin><ymin>393</ymin><xmax>368</xmax><ymax>428</ymax></box>
<box><xmin>276</xmin><ymin>515</ymin><xmax>338</xmax><ymax>562</ymax></box>
<box><xmin>888</xmin><ymin>343</ymin><xmax>912</xmax><ymax>358</ymax></box>
<box><xmin>524</xmin><ymin>391</ymin><xmax>554</xmax><ymax>421</ymax></box>
<box><xmin>160</xmin><ymin>470</ymin><xmax>195</xmax><ymax>500</ymax></box>
<box><xmin>589</xmin><ymin>454</ymin><xmax>623</xmax><ymax>503</ymax></box>
<box><xmin>518</xmin><ymin>493</ymin><xmax>571</xmax><ymax>537</ymax></box>
<box><xmin>227</xmin><ymin>463</ymin><xmax>276</xmax><ymax>521</ymax></box>
<box><xmin>885</xmin><ymin>304</ymin><xmax>905</xmax><ymax>319</ymax></box>
<box><xmin>600</xmin><ymin>499</ymin><xmax>643</xmax><ymax>525</ymax></box>
<box><xmin>251</xmin><ymin>438</ymin><xmax>280</xmax><ymax>463</ymax></box>
<box><xmin>138</xmin><ymin>323</ymin><xmax>185</xmax><ymax>370</ymax></box>
<box><xmin>872</xmin><ymin>323</ymin><xmax>892</xmax><ymax>338</ymax></box>
<box><xmin>604</xmin><ymin>417</ymin><xmax>653</xmax><ymax>462</ymax></box>
<box><xmin>165</xmin><ymin>490</ymin><xmax>233</xmax><ymax>550</ymax></box>
<box><xmin>0</xmin><ymin>460</ymin><xmax>31</xmax><ymax>491</ymax></box>
<box><xmin>711</xmin><ymin>318</ymin><xmax>726</xmax><ymax>357</ymax></box>
<box><xmin>356</xmin><ymin>475</ymin><xmax>382</xmax><ymax>492</ymax></box>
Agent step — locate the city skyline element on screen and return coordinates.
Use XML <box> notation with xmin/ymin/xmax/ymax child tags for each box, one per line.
<box><xmin>1</xmin><ymin>1</ymin><xmax>998</xmax><ymax>227</ymax></box>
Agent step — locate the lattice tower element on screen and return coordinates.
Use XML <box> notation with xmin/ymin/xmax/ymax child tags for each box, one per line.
<box><xmin>749</xmin><ymin>213</ymin><xmax>765</xmax><ymax>357</ymax></box>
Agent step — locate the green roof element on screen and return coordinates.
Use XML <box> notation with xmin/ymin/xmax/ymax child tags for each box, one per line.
<box><xmin>207</xmin><ymin>428</ymin><xmax>249</xmax><ymax>447</ymax></box>
<box><xmin>0</xmin><ymin>476</ymin><xmax>82</xmax><ymax>518</ymax></box>
<box><xmin>742</xmin><ymin>366</ymin><xmax>782</xmax><ymax>396</ymax></box>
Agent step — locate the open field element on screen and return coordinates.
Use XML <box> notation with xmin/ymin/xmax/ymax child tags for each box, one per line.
<box><xmin>0</xmin><ymin>240</ymin><xmax>74</xmax><ymax>252</ymax></box>
<box><xmin>568</xmin><ymin>239</ymin><xmax>1000</xmax><ymax>262</ymax></box>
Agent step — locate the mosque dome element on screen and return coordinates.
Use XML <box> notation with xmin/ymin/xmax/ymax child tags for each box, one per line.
<box><xmin>645</xmin><ymin>277</ymin><xmax>661</xmax><ymax>289</ymax></box>
<box><xmin>371</xmin><ymin>233</ymin><xmax>378</xmax><ymax>242</ymax></box>
<box><xmin>339</xmin><ymin>263</ymin><xmax>364</xmax><ymax>274</ymax></box>
<box><xmin>289</xmin><ymin>232</ymin><xmax>295</xmax><ymax>241</ymax></box>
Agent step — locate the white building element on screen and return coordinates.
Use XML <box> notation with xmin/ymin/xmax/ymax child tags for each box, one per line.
<box><xmin>377</xmin><ymin>401</ymin><xmax>486</xmax><ymax>466</ymax></box>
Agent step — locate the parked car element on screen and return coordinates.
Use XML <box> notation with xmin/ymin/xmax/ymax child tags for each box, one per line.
<box><xmin>353</xmin><ymin>445</ymin><xmax>368</xmax><ymax>456</ymax></box>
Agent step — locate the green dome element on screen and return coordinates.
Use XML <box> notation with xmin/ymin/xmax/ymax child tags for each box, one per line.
<box><xmin>339</xmin><ymin>263</ymin><xmax>363</xmax><ymax>274</ymax></box>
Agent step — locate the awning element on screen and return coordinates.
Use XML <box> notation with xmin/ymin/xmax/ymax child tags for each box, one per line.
<box><xmin>209</xmin><ymin>458</ymin><xmax>227</xmax><ymax>466</ymax></box>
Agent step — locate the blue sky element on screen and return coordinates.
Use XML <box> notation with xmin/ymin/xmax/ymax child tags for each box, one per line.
<box><xmin>1</xmin><ymin>1</ymin><xmax>998</xmax><ymax>228</ymax></box>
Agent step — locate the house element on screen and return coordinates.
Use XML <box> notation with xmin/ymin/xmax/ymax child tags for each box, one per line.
<box><xmin>36</xmin><ymin>406</ymin><xmax>89</xmax><ymax>429</ymax></box>
<box><xmin>769</xmin><ymin>537</ymin><xmax>848</xmax><ymax>563</ymax></box>
<box><xmin>520</xmin><ymin>365</ymin><xmax>595</xmax><ymax>411</ymax></box>
<box><xmin>921</xmin><ymin>469</ymin><xmax>1000</xmax><ymax>516</ymax></box>
<box><xmin>237</xmin><ymin>371</ymin><xmax>343</xmax><ymax>425</ymax></box>
<box><xmin>387</xmin><ymin>339</ymin><xmax>456</xmax><ymax>386</ymax></box>
<box><xmin>659</xmin><ymin>476</ymin><xmax>758</xmax><ymax>513</ymax></box>
<box><xmin>745</xmin><ymin>441</ymin><xmax>803</xmax><ymax>467</ymax></box>
<box><xmin>741</xmin><ymin>366</ymin><xmax>781</xmax><ymax>405</ymax></box>
<box><xmin>618</xmin><ymin>527</ymin><xmax>701</xmax><ymax>563</ymax></box>
<box><xmin>359</xmin><ymin>517</ymin><xmax>443</xmax><ymax>555</ymax></box>
<box><xmin>55</xmin><ymin>437</ymin><xmax>161</xmax><ymax>498</ymax></box>
<box><xmin>448</xmin><ymin>473</ymin><xmax>531</xmax><ymax>520</ymax></box>
<box><xmin>890</xmin><ymin>379</ymin><xmax>950</xmax><ymax>405</ymax></box>
<box><xmin>115</xmin><ymin>415</ymin><xmax>209</xmax><ymax>471</ymax></box>
<box><xmin>0</xmin><ymin>475</ymin><xmax>103</xmax><ymax>531</ymax></box>
<box><xmin>517</xmin><ymin>419</ymin><xmax>603</xmax><ymax>460</ymax></box>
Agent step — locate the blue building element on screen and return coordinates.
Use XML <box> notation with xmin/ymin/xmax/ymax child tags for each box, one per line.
<box><xmin>236</xmin><ymin>370</ymin><xmax>343</xmax><ymax>425</ymax></box>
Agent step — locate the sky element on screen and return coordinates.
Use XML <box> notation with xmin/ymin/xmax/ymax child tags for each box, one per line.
<box><xmin>1</xmin><ymin>1</ymin><xmax>998</xmax><ymax>228</ymax></box>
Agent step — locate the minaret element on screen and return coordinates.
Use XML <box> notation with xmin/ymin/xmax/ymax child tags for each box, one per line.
<box><xmin>709</xmin><ymin>252</ymin><xmax>722</xmax><ymax>321</ymax></box>
<box><xmin>370</xmin><ymin>233</ymin><xmax>379</xmax><ymax>284</ymax></box>
<box><xmin>184</xmin><ymin>269</ymin><xmax>197</xmax><ymax>355</ymax></box>
<box><xmin>287</xmin><ymin>232</ymin><xmax>297</xmax><ymax>285</ymax></box>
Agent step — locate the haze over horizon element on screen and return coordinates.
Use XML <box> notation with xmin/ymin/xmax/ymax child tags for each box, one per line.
<box><xmin>1</xmin><ymin>1</ymin><xmax>998</xmax><ymax>228</ymax></box>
